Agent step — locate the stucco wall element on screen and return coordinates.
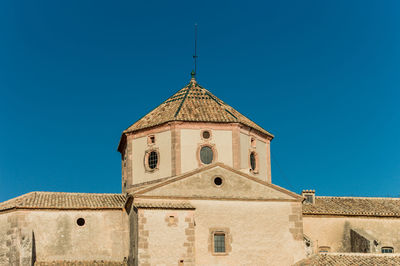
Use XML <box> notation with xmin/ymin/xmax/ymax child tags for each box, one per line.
<box><xmin>303</xmin><ymin>216</ymin><xmax>400</xmax><ymax>253</ymax></box>
<box><xmin>180</xmin><ymin>129</ymin><xmax>233</xmax><ymax>173</ymax></box>
<box><xmin>136</xmin><ymin>199</ymin><xmax>305</xmax><ymax>266</ymax></box>
<box><xmin>0</xmin><ymin>209</ymin><xmax>129</xmax><ymax>264</ymax></box>
<box><xmin>132</xmin><ymin>130</ymin><xmax>172</xmax><ymax>184</ymax></box>
<box><xmin>193</xmin><ymin>200</ymin><xmax>305</xmax><ymax>266</ymax></box>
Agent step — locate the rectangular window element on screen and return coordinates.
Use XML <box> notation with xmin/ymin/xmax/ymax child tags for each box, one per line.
<box><xmin>214</xmin><ymin>233</ymin><xmax>226</xmax><ymax>253</ymax></box>
<box><xmin>382</xmin><ymin>247</ymin><xmax>394</xmax><ymax>253</ymax></box>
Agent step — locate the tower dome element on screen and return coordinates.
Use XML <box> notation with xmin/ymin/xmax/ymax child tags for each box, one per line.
<box><xmin>121</xmin><ymin>76</ymin><xmax>273</xmax><ymax>138</ymax></box>
<box><xmin>118</xmin><ymin>75</ymin><xmax>274</xmax><ymax>192</ymax></box>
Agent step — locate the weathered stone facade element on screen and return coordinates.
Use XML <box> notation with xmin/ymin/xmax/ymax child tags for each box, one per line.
<box><xmin>1</xmin><ymin>75</ymin><xmax>400</xmax><ymax>265</ymax></box>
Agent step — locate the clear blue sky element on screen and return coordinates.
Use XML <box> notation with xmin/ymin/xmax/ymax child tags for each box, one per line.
<box><xmin>1</xmin><ymin>1</ymin><xmax>399</xmax><ymax>202</ymax></box>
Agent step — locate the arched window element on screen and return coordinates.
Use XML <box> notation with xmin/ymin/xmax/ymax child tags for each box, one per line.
<box><xmin>200</xmin><ymin>146</ymin><xmax>213</xmax><ymax>164</ymax></box>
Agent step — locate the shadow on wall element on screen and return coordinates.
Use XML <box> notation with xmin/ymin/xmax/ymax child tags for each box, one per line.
<box><xmin>32</xmin><ymin>231</ymin><xmax>36</xmax><ymax>266</ymax></box>
<box><xmin>341</xmin><ymin>221</ymin><xmax>351</xmax><ymax>252</ymax></box>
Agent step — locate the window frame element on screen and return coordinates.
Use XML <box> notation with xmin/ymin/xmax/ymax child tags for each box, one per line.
<box><xmin>382</xmin><ymin>247</ymin><xmax>394</xmax><ymax>253</ymax></box>
<box><xmin>197</xmin><ymin>143</ymin><xmax>217</xmax><ymax>167</ymax></box>
<box><xmin>318</xmin><ymin>246</ymin><xmax>331</xmax><ymax>253</ymax></box>
<box><xmin>201</xmin><ymin>129</ymin><xmax>212</xmax><ymax>141</ymax></box>
<box><xmin>147</xmin><ymin>135</ymin><xmax>156</xmax><ymax>145</ymax></box>
<box><xmin>144</xmin><ymin>149</ymin><xmax>160</xmax><ymax>172</ymax></box>
<box><xmin>213</xmin><ymin>232</ymin><xmax>226</xmax><ymax>253</ymax></box>
<box><xmin>248</xmin><ymin>150</ymin><xmax>259</xmax><ymax>174</ymax></box>
<box><xmin>209</xmin><ymin>228</ymin><xmax>231</xmax><ymax>256</ymax></box>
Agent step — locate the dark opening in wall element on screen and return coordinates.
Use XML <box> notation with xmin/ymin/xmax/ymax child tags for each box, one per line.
<box><xmin>214</xmin><ymin>177</ymin><xmax>223</xmax><ymax>186</ymax></box>
<box><xmin>77</xmin><ymin>218</ymin><xmax>85</xmax><ymax>226</ymax></box>
<box><xmin>148</xmin><ymin>151</ymin><xmax>158</xmax><ymax>169</ymax></box>
<box><xmin>202</xmin><ymin>130</ymin><xmax>210</xmax><ymax>139</ymax></box>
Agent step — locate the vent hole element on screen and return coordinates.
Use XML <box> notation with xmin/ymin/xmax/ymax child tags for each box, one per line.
<box><xmin>214</xmin><ymin>177</ymin><xmax>223</xmax><ymax>186</ymax></box>
<box><xmin>77</xmin><ymin>218</ymin><xmax>85</xmax><ymax>226</ymax></box>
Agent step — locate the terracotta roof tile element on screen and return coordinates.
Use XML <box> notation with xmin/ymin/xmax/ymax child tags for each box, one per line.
<box><xmin>0</xmin><ymin>192</ymin><xmax>126</xmax><ymax>211</ymax></box>
<box><xmin>134</xmin><ymin>200</ymin><xmax>195</xmax><ymax>209</ymax></box>
<box><xmin>123</xmin><ymin>78</ymin><xmax>273</xmax><ymax>137</ymax></box>
<box><xmin>294</xmin><ymin>253</ymin><xmax>400</xmax><ymax>266</ymax></box>
<box><xmin>35</xmin><ymin>261</ymin><xmax>127</xmax><ymax>266</ymax></box>
<box><xmin>303</xmin><ymin>196</ymin><xmax>400</xmax><ymax>217</ymax></box>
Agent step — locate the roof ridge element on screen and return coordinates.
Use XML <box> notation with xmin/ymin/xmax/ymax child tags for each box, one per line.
<box><xmin>322</xmin><ymin>253</ymin><xmax>400</xmax><ymax>257</ymax></box>
<box><xmin>27</xmin><ymin>191</ymin><xmax>124</xmax><ymax>195</ymax></box>
<box><xmin>317</xmin><ymin>196</ymin><xmax>400</xmax><ymax>200</ymax></box>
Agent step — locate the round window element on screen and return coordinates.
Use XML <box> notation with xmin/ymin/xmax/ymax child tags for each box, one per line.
<box><xmin>202</xmin><ymin>130</ymin><xmax>210</xmax><ymax>139</ymax></box>
<box><xmin>148</xmin><ymin>151</ymin><xmax>158</xmax><ymax>169</ymax></box>
<box><xmin>214</xmin><ymin>177</ymin><xmax>223</xmax><ymax>186</ymax></box>
<box><xmin>77</xmin><ymin>218</ymin><xmax>85</xmax><ymax>226</ymax></box>
<box><xmin>200</xmin><ymin>146</ymin><xmax>213</xmax><ymax>164</ymax></box>
<box><xmin>250</xmin><ymin>152</ymin><xmax>256</xmax><ymax>170</ymax></box>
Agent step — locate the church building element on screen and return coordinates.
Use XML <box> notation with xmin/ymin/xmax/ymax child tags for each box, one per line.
<box><xmin>1</xmin><ymin>73</ymin><xmax>400</xmax><ymax>265</ymax></box>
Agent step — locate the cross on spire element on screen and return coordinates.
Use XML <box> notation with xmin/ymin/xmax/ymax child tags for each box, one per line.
<box><xmin>193</xmin><ymin>23</ymin><xmax>198</xmax><ymax>79</ymax></box>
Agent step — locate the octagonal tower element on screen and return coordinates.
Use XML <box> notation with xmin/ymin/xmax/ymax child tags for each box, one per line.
<box><xmin>118</xmin><ymin>73</ymin><xmax>274</xmax><ymax>193</ymax></box>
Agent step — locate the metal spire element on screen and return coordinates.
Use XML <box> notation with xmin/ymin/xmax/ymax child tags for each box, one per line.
<box><xmin>193</xmin><ymin>23</ymin><xmax>198</xmax><ymax>79</ymax></box>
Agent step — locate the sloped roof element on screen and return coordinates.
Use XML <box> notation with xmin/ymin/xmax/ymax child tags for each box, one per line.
<box><xmin>131</xmin><ymin>162</ymin><xmax>302</xmax><ymax>201</ymax></box>
<box><xmin>123</xmin><ymin>77</ymin><xmax>273</xmax><ymax>137</ymax></box>
<box><xmin>35</xmin><ymin>261</ymin><xmax>127</xmax><ymax>266</ymax></box>
<box><xmin>0</xmin><ymin>192</ymin><xmax>126</xmax><ymax>212</ymax></box>
<box><xmin>133</xmin><ymin>200</ymin><xmax>195</xmax><ymax>209</ymax></box>
<box><xmin>302</xmin><ymin>196</ymin><xmax>400</xmax><ymax>217</ymax></box>
<box><xmin>294</xmin><ymin>253</ymin><xmax>400</xmax><ymax>266</ymax></box>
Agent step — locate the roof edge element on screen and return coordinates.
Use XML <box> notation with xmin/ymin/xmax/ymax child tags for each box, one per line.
<box><xmin>133</xmin><ymin>162</ymin><xmax>302</xmax><ymax>201</ymax></box>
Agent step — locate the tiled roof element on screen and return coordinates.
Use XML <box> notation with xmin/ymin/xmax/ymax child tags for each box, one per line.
<box><xmin>35</xmin><ymin>261</ymin><xmax>127</xmax><ymax>266</ymax></box>
<box><xmin>123</xmin><ymin>78</ymin><xmax>273</xmax><ymax>137</ymax></box>
<box><xmin>0</xmin><ymin>192</ymin><xmax>126</xmax><ymax>212</ymax></box>
<box><xmin>134</xmin><ymin>201</ymin><xmax>195</xmax><ymax>209</ymax></box>
<box><xmin>294</xmin><ymin>253</ymin><xmax>400</xmax><ymax>266</ymax></box>
<box><xmin>303</xmin><ymin>196</ymin><xmax>400</xmax><ymax>217</ymax></box>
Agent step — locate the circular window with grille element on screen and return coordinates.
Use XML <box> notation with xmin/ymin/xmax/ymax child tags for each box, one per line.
<box><xmin>145</xmin><ymin>150</ymin><xmax>159</xmax><ymax>171</ymax></box>
<box><xmin>200</xmin><ymin>146</ymin><xmax>214</xmax><ymax>164</ymax></box>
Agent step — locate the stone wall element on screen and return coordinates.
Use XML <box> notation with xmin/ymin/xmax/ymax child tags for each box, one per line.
<box><xmin>350</xmin><ymin>229</ymin><xmax>372</xmax><ymax>253</ymax></box>
<box><xmin>303</xmin><ymin>216</ymin><xmax>400</xmax><ymax>253</ymax></box>
<box><xmin>0</xmin><ymin>212</ymin><xmax>33</xmax><ymax>265</ymax></box>
<box><xmin>136</xmin><ymin>208</ymin><xmax>195</xmax><ymax>266</ymax></box>
<box><xmin>0</xmin><ymin>209</ymin><xmax>129</xmax><ymax>264</ymax></box>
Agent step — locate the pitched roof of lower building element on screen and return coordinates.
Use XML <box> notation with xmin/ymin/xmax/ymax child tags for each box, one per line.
<box><xmin>35</xmin><ymin>261</ymin><xmax>127</xmax><ymax>266</ymax></box>
<box><xmin>302</xmin><ymin>196</ymin><xmax>400</xmax><ymax>217</ymax></box>
<box><xmin>133</xmin><ymin>200</ymin><xmax>195</xmax><ymax>209</ymax></box>
<box><xmin>0</xmin><ymin>191</ymin><xmax>126</xmax><ymax>212</ymax></box>
<box><xmin>294</xmin><ymin>253</ymin><xmax>400</xmax><ymax>266</ymax></box>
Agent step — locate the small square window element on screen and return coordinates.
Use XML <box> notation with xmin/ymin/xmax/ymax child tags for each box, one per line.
<box><xmin>250</xmin><ymin>137</ymin><xmax>256</xmax><ymax>148</ymax></box>
<box><xmin>214</xmin><ymin>233</ymin><xmax>226</xmax><ymax>253</ymax></box>
<box><xmin>147</xmin><ymin>135</ymin><xmax>156</xmax><ymax>145</ymax></box>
